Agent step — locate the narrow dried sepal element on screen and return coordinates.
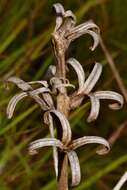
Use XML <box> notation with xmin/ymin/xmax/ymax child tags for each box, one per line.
<box><xmin>53</xmin><ymin>3</ymin><xmax>65</xmax><ymax>30</ymax></box>
<box><xmin>83</xmin><ymin>62</ymin><xmax>102</xmax><ymax>94</ymax></box>
<box><xmin>44</xmin><ymin>112</ymin><xmax>58</xmax><ymax>178</ymax></box>
<box><xmin>7</xmin><ymin>92</ymin><xmax>27</xmax><ymax>119</ymax></box>
<box><xmin>66</xmin><ymin>20</ymin><xmax>100</xmax><ymax>50</ymax></box>
<box><xmin>29</xmin><ymin>138</ymin><xmax>63</xmax><ymax>155</ymax></box>
<box><xmin>29</xmin><ymin>87</ymin><xmax>50</xmax><ymax>96</ymax></box>
<box><xmin>7</xmin><ymin>76</ymin><xmax>32</xmax><ymax>91</ymax></box>
<box><xmin>71</xmin><ymin>136</ymin><xmax>110</xmax><ymax>155</ymax></box>
<box><xmin>87</xmin><ymin>94</ymin><xmax>100</xmax><ymax>122</ymax></box>
<box><xmin>67</xmin><ymin>151</ymin><xmax>81</xmax><ymax>187</ymax></box>
<box><xmin>28</xmin><ymin>80</ymin><xmax>48</xmax><ymax>87</ymax></box>
<box><xmin>67</xmin><ymin>58</ymin><xmax>85</xmax><ymax>92</ymax></box>
<box><xmin>50</xmin><ymin>110</ymin><xmax>72</xmax><ymax>145</ymax></box>
<box><xmin>94</xmin><ymin>91</ymin><xmax>124</xmax><ymax>110</ymax></box>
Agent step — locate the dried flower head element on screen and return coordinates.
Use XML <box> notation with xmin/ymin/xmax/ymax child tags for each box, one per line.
<box><xmin>6</xmin><ymin>3</ymin><xmax>124</xmax><ymax>189</ymax></box>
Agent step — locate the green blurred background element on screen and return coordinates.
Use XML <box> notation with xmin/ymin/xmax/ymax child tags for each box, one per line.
<box><xmin>0</xmin><ymin>0</ymin><xmax>127</xmax><ymax>189</ymax></box>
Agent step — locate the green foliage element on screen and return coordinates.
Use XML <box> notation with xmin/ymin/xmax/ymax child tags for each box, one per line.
<box><xmin>0</xmin><ymin>0</ymin><xmax>126</xmax><ymax>189</ymax></box>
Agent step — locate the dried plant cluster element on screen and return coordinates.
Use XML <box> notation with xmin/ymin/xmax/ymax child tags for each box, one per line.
<box><xmin>6</xmin><ymin>3</ymin><xmax>124</xmax><ymax>189</ymax></box>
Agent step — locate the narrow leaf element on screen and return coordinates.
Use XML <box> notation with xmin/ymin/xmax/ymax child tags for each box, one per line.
<box><xmin>83</xmin><ymin>63</ymin><xmax>102</xmax><ymax>94</ymax></box>
<box><xmin>67</xmin><ymin>151</ymin><xmax>81</xmax><ymax>187</ymax></box>
<box><xmin>7</xmin><ymin>92</ymin><xmax>27</xmax><ymax>119</ymax></box>
<box><xmin>94</xmin><ymin>91</ymin><xmax>124</xmax><ymax>110</ymax></box>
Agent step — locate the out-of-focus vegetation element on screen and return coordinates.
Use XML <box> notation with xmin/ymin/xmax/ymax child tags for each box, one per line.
<box><xmin>0</xmin><ymin>0</ymin><xmax>127</xmax><ymax>189</ymax></box>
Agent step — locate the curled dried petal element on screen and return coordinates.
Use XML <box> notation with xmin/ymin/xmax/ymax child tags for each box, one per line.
<box><xmin>44</xmin><ymin>113</ymin><xmax>58</xmax><ymax>177</ymax></box>
<box><xmin>28</xmin><ymin>87</ymin><xmax>50</xmax><ymax>96</ymax></box>
<box><xmin>83</xmin><ymin>62</ymin><xmax>102</xmax><ymax>94</ymax></box>
<box><xmin>29</xmin><ymin>138</ymin><xmax>63</xmax><ymax>155</ymax></box>
<box><xmin>86</xmin><ymin>30</ymin><xmax>100</xmax><ymax>51</ymax></box>
<box><xmin>28</xmin><ymin>81</ymin><xmax>48</xmax><ymax>87</ymax></box>
<box><xmin>7</xmin><ymin>76</ymin><xmax>32</xmax><ymax>91</ymax></box>
<box><xmin>67</xmin><ymin>151</ymin><xmax>81</xmax><ymax>187</ymax></box>
<box><xmin>94</xmin><ymin>91</ymin><xmax>124</xmax><ymax>110</ymax></box>
<box><xmin>67</xmin><ymin>58</ymin><xmax>85</xmax><ymax>92</ymax></box>
<box><xmin>49</xmin><ymin>110</ymin><xmax>72</xmax><ymax>145</ymax></box>
<box><xmin>71</xmin><ymin>136</ymin><xmax>110</xmax><ymax>155</ymax></box>
<box><xmin>42</xmin><ymin>93</ymin><xmax>54</xmax><ymax>108</ymax></box>
<box><xmin>87</xmin><ymin>94</ymin><xmax>100</xmax><ymax>122</ymax></box>
<box><xmin>64</xmin><ymin>10</ymin><xmax>76</xmax><ymax>26</ymax></box>
<box><xmin>55</xmin><ymin>83</ymin><xmax>75</xmax><ymax>89</ymax></box>
<box><xmin>7</xmin><ymin>92</ymin><xmax>27</xmax><ymax>119</ymax></box>
<box><xmin>53</xmin><ymin>3</ymin><xmax>65</xmax><ymax>30</ymax></box>
<box><xmin>66</xmin><ymin>20</ymin><xmax>99</xmax><ymax>49</ymax></box>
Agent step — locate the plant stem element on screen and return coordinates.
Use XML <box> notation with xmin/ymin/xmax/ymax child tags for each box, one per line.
<box><xmin>52</xmin><ymin>31</ymin><xmax>70</xmax><ymax>189</ymax></box>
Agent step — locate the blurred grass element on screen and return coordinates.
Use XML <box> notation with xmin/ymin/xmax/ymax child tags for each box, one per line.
<box><xmin>0</xmin><ymin>0</ymin><xmax>127</xmax><ymax>189</ymax></box>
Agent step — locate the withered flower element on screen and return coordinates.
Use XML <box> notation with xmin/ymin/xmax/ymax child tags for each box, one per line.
<box><xmin>52</xmin><ymin>3</ymin><xmax>100</xmax><ymax>52</ymax></box>
<box><xmin>67</xmin><ymin>58</ymin><xmax>123</xmax><ymax>122</ymax></box>
<box><xmin>6</xmin><ymin>76</ymin><xmax>53</xmax><ymax>118</ymax></box>
<box><xmin>29</xmin><ymin>135</ymin><xmax>110</xmax><ymax>187</ymax></box>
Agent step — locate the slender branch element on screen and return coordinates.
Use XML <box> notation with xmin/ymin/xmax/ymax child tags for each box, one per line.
<box><xmin>100</xmin><ymin>36</ymin><xmax>127</xmax><ymax>103</ymax></box>
<box><xmin>113</xmin><ymin>171</ymin><xmax>127</xmax><ymax>190</ymax></box>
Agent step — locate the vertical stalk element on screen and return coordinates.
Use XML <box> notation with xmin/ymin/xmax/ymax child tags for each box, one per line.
<box><xmin>52</xmin><ymin>32</ymin><xmax>70</xmax><ymax>189</ymax></box>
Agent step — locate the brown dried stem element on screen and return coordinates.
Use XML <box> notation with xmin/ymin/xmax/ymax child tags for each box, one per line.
<box><xmin>100</xmin><ymin>36</ymin><xmax>127</xmax><ymax>103</ymax></box>
<box><xmin>52</xmin><ymin>29</ymin><xmax>70</xmax><ymax>190</ymax></box>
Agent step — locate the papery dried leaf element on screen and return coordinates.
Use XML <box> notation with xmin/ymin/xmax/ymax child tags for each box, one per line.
<box><xmin>83</xmin><ymin>62</ymin><xmax>102</xmax><ymax>94</ymax></box>
<box><xmin>113</xmin><ymin>171</ymin><xmax>127</xmax><ymax>190</ymax></box>
<box><xmin>7</xmin><ymin>92</ymin><xmax>27</xmax><ymax>119</ymax></box>
<box><xmin>44</xmin><ymin>112</ymin><xmax>58</xmax><ymax>177</ymax></box>
<box><xmin>94</xmin><ymin>91</ymin><xmax>124</xmax><ymax>110</ymax></box>
<box><xmin>87</xmin><ymin>94</ymin><xmax>100</xmax><ymax>122</ymax></box>
<box><xmin>49</xmin><ymin>110</ymin><xmax>72</xmax><ymax>145</ymax></box>
<box><xmin>66</xmin><ymin>20</ymin><xmax>99</xmax><ymax>50</ymax></box>
<box><xmin>7</xmin><ymin>76</ymin><xmax>32</xmax><ymax>91</ymax></box>
<box><xmin>71</xmin><ymin>136</ymin><xmax>110</xmax><ymax>155</ymax></box>
<box><xmin>29</xmin><ymin>138</ymin><xmax>63</xmax><ymax>155</ymax></box>
<box><xmin>67</xmin><ymin>151</ymin><xmax>81</xmax><ymax>187</ymax></box>
<box><xmin>67</xmin><ymin>58</ymin><xmax>85</xmax><ymax>92</ymax></box>
<box><xmin>53</xmin><ymin>3</ymin><xmax>65</xmax><ymax>30</ymax></box>
<box><xmin>29</xmin><ymin>87</ymin><xmax>50</xmax><ymax>96</ymax></box>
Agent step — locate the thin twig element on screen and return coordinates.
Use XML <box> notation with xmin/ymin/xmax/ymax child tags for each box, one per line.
<box><xmin>113</xmin><ymin>171</ymin><xmax>127</xmax><ymax>190</ymax></box>
<box><xmin>108</xmin><ymin>120</ymin><xmax>127</xmax><ymax>146</ymax></box>
<box><xmin>100</xmin><ymin>36</ymin><xmax>127</xmax><ymax>103</ymax></box>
